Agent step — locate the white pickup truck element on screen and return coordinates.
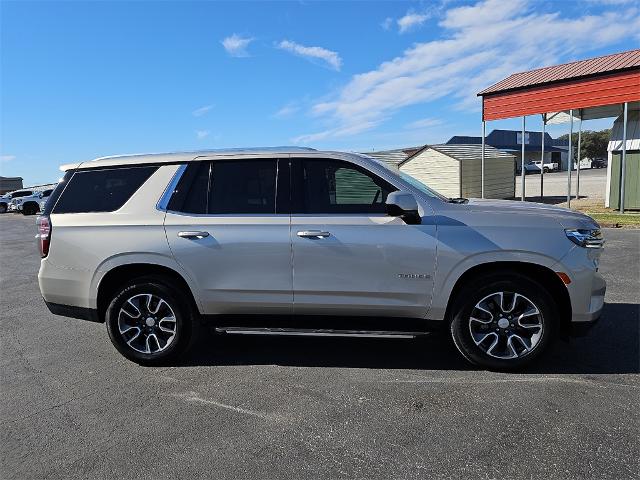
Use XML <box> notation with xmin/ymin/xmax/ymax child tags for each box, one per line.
<box><xmin>532</xmin><ymin>160</ymin><xmax>558</xmax><ymax>173</ymax></box>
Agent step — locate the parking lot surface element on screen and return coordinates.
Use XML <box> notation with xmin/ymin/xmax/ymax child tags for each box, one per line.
<box><xmin>1</xmin><ymin>214</ymin><xmax>638</xmax><ymax>479</ymax></box>
<box><xmin>515</xmin><ymin>168</ymin><xmax>607</xmax><ymax>201</ymax></box>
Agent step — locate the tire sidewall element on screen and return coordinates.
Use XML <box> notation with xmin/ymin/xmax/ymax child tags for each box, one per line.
<box><xmin>105</xmin><ymin>278</ymin><xmax>192</xmax><ymax>365</ymax></box>
<box><xmin>450</xmin><ymin>274</ymin><xmax>557</xmax><ymax>371</ymax></box>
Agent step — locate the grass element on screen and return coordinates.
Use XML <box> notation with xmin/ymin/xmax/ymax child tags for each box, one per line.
<box><xmin>584</xmin><ymin>212</ymin><xmax>640</xmax><ymax>227</ymax></box>
<box><xmin>526</xmin><ymin>198</ymin><xmax>640</xmax><ymax>228</ymax></box>
<box><xmin>565</xmin><ymin>199</ymin><xmax>640</xmax><ymax>227</ymax></box>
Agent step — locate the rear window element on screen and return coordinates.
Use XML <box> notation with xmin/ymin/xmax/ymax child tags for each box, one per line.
<box><xmin>52</xmin><ymin>166</ymin><xmax>158</xmax><ymax>214</ymax></box>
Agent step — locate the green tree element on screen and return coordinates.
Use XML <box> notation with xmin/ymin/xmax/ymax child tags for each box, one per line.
<box><xmin>557</xmin><ymin>129</ymin><xmax>611</xmax><ymax>161</ymax></box>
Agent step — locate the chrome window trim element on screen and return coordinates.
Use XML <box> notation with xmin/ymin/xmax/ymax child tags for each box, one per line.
<box><xmin>156</xmin><ymin>164</ymin><xmax>187</xmax><ymax>211</ymax></box>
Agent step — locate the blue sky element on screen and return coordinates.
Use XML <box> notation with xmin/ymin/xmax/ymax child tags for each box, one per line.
<box><xmin>1</xmin><ymin>0</ymin><xmax>638</xmax><ymax>186</ymax></box>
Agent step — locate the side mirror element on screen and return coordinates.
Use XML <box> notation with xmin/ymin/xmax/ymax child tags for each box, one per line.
<box><xmin>385</xmin><ymin>191</ymin><xmax>421</xmax><ymax>225</ymax></box>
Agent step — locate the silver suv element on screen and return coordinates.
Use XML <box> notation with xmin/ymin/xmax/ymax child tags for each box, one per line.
<box><xmin>37</xmin><ymin>148</ymin><xmax>605</xmax><ymax>370</ymax></box>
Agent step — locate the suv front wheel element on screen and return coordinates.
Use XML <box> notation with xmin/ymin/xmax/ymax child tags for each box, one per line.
<box><xmin>105</xmin><ymin>276</ymin><xmax>195</xmax><ymax>365</ymax></box>
<box><xmin>450</xmin><ymin>273</ymin><xmax>557</xmax><ymax>371</ymax></box>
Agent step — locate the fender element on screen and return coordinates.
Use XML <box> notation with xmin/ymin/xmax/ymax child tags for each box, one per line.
<box><xmin>427</xmin><ymin>249</ymin><xmax>561</xmax><ymax>321</ymax></box>
<box><xmin>90</xmin><ymin>252</ymin><xmax>205</xmax><ymax>312</ymax></box>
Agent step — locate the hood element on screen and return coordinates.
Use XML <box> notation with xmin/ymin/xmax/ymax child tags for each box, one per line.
<box><xmin>463</xmin><ymin>198</ymin><xmax>599</xmax><ymax>229</ymax></box>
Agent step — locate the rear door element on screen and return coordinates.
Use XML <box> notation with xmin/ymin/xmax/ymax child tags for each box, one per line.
<box><xmin>290</xmin><ymin>157</ymin><xmax>436</xmax><ymax>318</ymax></box>
<box><xmin>164</xmin><ymin>158</ymin><xmax>293</xmax><ymax>315</ymax></box>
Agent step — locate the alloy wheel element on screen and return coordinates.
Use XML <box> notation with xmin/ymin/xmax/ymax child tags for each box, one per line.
<box><xmin>468</xmin><ymin>291</ymin><xmax>544</xmax><ymax>360</ymax></box>
<box><xmin>117</xmin><ymin>293</ymin><xmax>177</xmax><ymax>354</ymax></box>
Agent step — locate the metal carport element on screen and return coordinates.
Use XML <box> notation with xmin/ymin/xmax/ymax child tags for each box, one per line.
<box><xmin>478</xmin><ymin>49</ymin><xmax>640</xmax><ymax>212</ymax></box>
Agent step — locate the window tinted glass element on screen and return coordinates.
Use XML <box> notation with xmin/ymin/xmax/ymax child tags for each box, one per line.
<box><xmin>209</xmin><ymin>160</ymin><xmax>276</xmax><ymax>214</ymax></box>
<box><xmin>167</xmin><ymin>162</ymin><xmax>209</xmax><ymax>214</ymax></box>
<box><xmin>53</xmin><ymin>166</ymin><xmax>157</xmax><ymax>214</ymax></box>
<box><xmin>298</xmin><ymin>159</ymin><xmax>395</xmax><ymax>214</ymax></box>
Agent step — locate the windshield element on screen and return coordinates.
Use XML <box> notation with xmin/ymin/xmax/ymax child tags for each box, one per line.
<box><xmin>399</xmin><ymin>172</ymin><xmax>447</xmax><ymax>201</ymax></box>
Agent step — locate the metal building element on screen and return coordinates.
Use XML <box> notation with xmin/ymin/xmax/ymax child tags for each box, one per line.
<box><xmin>398</xmin><ymin>145</ymin><xmax>515</xmax><ymax>199</ymax></box>
<box><xmin>0</xmin><ymin>176</ymin><xmax>24</xmax><ymax>195</ymax></box>
<box><xmin>478</xmin><ymin>49</ymin><xmax>640</xmax><ymax>211</ymax></box>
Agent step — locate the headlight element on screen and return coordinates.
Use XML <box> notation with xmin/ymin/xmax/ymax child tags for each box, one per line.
<box><xmin>565</xmin><ymin>229</ymin><xmax>604</xmax><ymax>248</ymax></box>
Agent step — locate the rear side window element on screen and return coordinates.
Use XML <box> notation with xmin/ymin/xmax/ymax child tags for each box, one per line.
<box><xmin>168</xmin><ymin>160</ymin><xmax>278</xmax><ymax>215</ymax></box>
<box><xmin>167</xmin><ymin>161</ymin><xmax>210</xmax><ymax>214</ymax></box>
<box><xmin>209</xmin><ymin>160</ymin><xmax>276</xmax><ymax>214</ymax></box>
<box><xmin>52</xmin><ymin>166</ymin><xmax>158</xmax><ymax>214</ymax></box>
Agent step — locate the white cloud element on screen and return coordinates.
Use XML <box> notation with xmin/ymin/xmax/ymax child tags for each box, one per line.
<box><xmin>277</xmin><ymin>40</ymin><xmax>342</xmax><ymax>71</ymax></box>
<box><xmin>381</xmin><ymin>17</ymin><xmax>393</xmax><ymax>31</ymax></box>
<box><xmin>273</xmin><ymin>103</ymin><xmax>299</xmax><ymax>118</ymax></box>
<box><xmin>406</xmin><ymin>118</ymin><xmax>443</xmax><ymax>129</ymax></box>
<box><xmin>294</xmin><ymin>0</ymin><xmax>640</xmax><ymax>144</ymax></box>
<box><xmin>397</xmin><ymin>11</ymin><xmax>430</xmax><ymax>33</ymax></box>
<box><xmin>192</xmin><ymin>104</ymin><xmax>213</xmax><ymax>117</ymax></box>
<box><xmin>196</xmin><ymin>130</ymin><xmax>210</xmax><ymax>140</ymax></box>
<box><xmin>221</xmin><ymin>34</ymin><xmax>253</xmax><ymax>57</ymax></box>
<box><xmin>0</xmin><ymin>155</ymin><xmax>16</xmax><ymax>163</ymax></box>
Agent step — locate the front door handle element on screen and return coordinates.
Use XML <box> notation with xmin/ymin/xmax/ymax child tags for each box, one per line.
<box><xmin>297</xmin><ymin>230</ymin><xmax>330</xmax><ymax>238</ymax></box>
<box><xmin>178</xmin><ymin>231</ymin><xmax>210</xmax><ymax>239</ymax></box>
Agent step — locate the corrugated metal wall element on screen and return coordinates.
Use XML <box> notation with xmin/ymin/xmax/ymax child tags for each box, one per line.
<box><xmin>400</xmin><ymin>148</ymin><xmax>515</xmax><ymax>199</ymax></box>
<box><xmin>400</xmin><ymin>149</ymin><xmax>461</xmax><ymax>198</ymax></box>
<box><xmin>461</xmin><ymin>159</ymin><xmax>515</xmax><ymax>199</ymax></box>
<box><xmin>483</xmin><ymin>70</ymin><xmax>640</xmax><ymax>121</ymax></box>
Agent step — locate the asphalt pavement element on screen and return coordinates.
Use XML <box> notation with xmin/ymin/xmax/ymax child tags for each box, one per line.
<box><xmin>515</xmin><ymin>167</ymin><xmax>608</xmax><ymax>201</ymax></box>
<box><xmin>1</xmin><ymin>213</ymin><xmax>638</xmax><ymax>480</ymax></box>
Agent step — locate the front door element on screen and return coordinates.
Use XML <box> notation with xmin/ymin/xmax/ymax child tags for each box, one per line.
<box><xmin>290</xmin><ymin>157</ymin><xmax>437</xmax><ymax>318</ymax></box>
<box><xmin>164</xmin><ymin>158</ymin><xmax>292</xmax><ymax>315</ymax></box>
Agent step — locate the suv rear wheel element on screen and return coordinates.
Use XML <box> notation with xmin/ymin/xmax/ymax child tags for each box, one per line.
<box><xmin>105</xmin><ymin>275</ymin><xmax>195</xmax><ymax>365</ymax></box>
<box><xmin>450</xmin><ymin>273</ymin><xmax>557</xmax><ymax>371</ymax></box>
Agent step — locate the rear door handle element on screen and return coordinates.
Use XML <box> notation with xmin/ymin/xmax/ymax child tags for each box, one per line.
<box><xmin>178</xmin><ymin>231</ymin><xmax>210</xmax><ymax>239</ymax></box>
<box><xmin>297</xmin><ymin>230</ymin><xmax>330</xmax><ymax>238</ymax></box>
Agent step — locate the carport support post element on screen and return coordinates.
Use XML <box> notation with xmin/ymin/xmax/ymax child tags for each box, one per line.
<box><xmin>540</xmin><ymin>114</ymin><xmax>546</xmax><ymax>199</ymax></box>
<box><xmin>481</xmin><ymin>120</ymin><xmax>486</xmax><ymax>199</ymax></box>
<box><xmin>521</xmin><ymin>116</ymin><xmax>526</xmax><ymax>201</ymax></box>
<box><xmin>567</xmin><ymin>109</ymin><xmax>573</xmax><ymax>207</ymax></box>
<box><xmin>576</xmin><ymin>110</ymin><xmax>583</xmax><ymax>199</ymax></box>
<box><xmin>620</xmin><ymin>102</ymin><xmax>628</xmax><ymax>213</ymax></box>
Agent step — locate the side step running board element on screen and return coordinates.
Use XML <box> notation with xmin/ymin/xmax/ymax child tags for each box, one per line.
<box><xmin>214</xmin><ymin>327</ymin><xmax>428</xmax><ymax>339</ymax></box>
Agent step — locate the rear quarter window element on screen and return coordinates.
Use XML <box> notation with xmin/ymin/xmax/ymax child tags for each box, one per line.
<box><xmin>52</xmin><ymin>166</ymin><xmax>158</xmax><ymax>214</ymax></box>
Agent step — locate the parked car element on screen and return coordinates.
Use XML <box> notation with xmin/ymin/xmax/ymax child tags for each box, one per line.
<box><xmin>520</xmin><ymin>160</ymin><xmax>558</xmax><ymax>174</ymax></box>
<box><xmin>37</xmin><ymin>148</ymin><xmax>605</xmax><ymax>371</ymax></box>
<box><xmin>533</xmin><ymin>160</ymin><xmax>558</xmax><ymax>172</ymax></box>
<box><xmin>591</xmin><ymin>158</ymin><xmax>607</xmax><ymax>169</ymax></box>
<box><xmin>1</xmin><ymin>190</ymin><xmax>34</xmax><ymax>213</ymax></box>
<box><xmin>16</xmin><ymin>189</ymin><xmax>53</xmax><ymax>215</ymax></box>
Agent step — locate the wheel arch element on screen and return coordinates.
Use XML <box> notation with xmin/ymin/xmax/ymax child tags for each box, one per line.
<box><xmin>444</xmin><ymin>261</ymin><xmax>572</xmax><ymax>337</ymax></box>
<box><xmin>22</xmin><ymin>201</ymin><xmax>40</xmax><ymax>214</ymax></box>
<box><xmin>96</xmin><ymin>263</ymin><xmax>201</xmax><ymax>323</ymax></box>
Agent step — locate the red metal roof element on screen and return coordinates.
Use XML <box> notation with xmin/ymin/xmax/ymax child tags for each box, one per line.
<box><xmin>479</xmin><ymin>49</ymin><xmax>640</xmax><ymax>96</ymax></box>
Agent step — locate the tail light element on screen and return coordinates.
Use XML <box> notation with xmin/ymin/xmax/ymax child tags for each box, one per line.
<box><xmin>36</xmin><ymin>215</ymin><xmax>51</xmax><ymax>258</ymax></box>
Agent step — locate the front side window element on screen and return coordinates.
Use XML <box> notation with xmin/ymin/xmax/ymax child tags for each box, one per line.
<box><xmin>53</xmin><ymin>166</ymin><xmax>158</xmax><ymax>214</ymax></box>
<box><xmin>295</xmin><ymin>159</ymin><xmax>396</xmax><ymax>214</ymax></box>
<box><xmin>168</xmin><ymin>159</ymin><xmax>278</xmax><ymax>215</ymax></box>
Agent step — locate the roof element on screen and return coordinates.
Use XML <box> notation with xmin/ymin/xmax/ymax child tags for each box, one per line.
<box><xmin>361</xmin><ymin>146</ymin><xmax>423</xmax><ymax>168</ymax></box>
<box><xmin>479</xmin><ymin>49</ymin><xmax>640</xmax><ymax>96</ymax></box>
<box><xmin>447</xmin><ymin>130</ymin><xmax>569</xmax><ymax>152</ymax></box>
<box><xmin>0</xmin><ymin>176</ymin><xmax>23</xmax><ymax>181</ymax></box>
<box><xmin>406</xmin><ymin>144</ymin><xmax>514</xmax><ymax>163</ymax></box>
<box><xmin>60</xmin><ymin>146</ymin><xmax>318</xmax><ymax>171</ymax></box>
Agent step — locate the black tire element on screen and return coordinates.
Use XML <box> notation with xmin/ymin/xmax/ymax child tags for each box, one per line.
<box><xmin>450</xmin><ymin>272</ymin><xmax>557</xmax><ymax>371</ymax></box>
<box><xmin>543</xmin><ymin>167</ymin><xmax>549</xmax><ymax>173</ymax></box>
<box><xmin>22</xmin><ymin>203</ymin><xmax>38</xmax><ymax>215</ymax></box>
<box><xmin>105</xmin><ymin>275</ymin><xmax>196</xmax><ymax>365</ymax></box>
<box><xmin>0</xmin><ymin>203</ymin><xmax>6</xmax><ymax>214</ymax></box>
